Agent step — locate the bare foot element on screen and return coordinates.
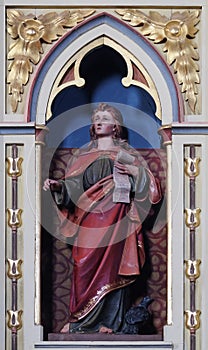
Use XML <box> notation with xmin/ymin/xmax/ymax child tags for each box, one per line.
<box><xmin>60</xmin><ymin>323</ymin><xmax>70</xmax><ymax>333</ymax></box>
<box><xmin>99</xmin><ymin>326</ymin><xmax>113</xmax><ymax>334</ymax></box>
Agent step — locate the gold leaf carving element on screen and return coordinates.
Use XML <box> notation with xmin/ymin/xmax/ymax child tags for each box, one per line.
<box><xmin>185</xmin><ymin>259</ymin><xmax>201</xmax><ymax>281</ymax></box>
<box><xmin>6</xmin><ymin>156</ymin><xmax>23</xmax><ymax>177</ymax></box>
<box><xmin>7</xmin><ymin>208</ymin><xmax>23</xmax><ymax>228</ymax></box>
<box><xmin>7</xmin><ymin>258</ymin><xmax>23</xmax><ymax>280</ymax></box>
<box><xmin>7</xmin><ymin>9</ymin><xmax>95</xmax><ymax>112</ymax></box>
<box><xmin>185</xmin><ymin>310</ymin><xmax>201</xmax><ymax>331</ymax></box>
<box><xmin>184</xmin><ymin>208</ymin><xmax>201</xmax><ymax>229</ymax></box>
<box><xmin>7</xmin><ymin>310</ymin><xmax>23</xmax><ymax>330</ymax></box>
<box><xmin>116</xmin><ymin>9</ymin><xmax>200</xmax><ymax>113</ymax></box>
<box><xmin>184</xmin><ymin>157</ymin><xmax>200</xmax><ymax>178</ymax></box>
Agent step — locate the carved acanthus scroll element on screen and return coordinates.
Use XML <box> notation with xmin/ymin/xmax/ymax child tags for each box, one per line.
<box><xmin>7</xmin><ymin>9</ymin><xmax>95</xmax><ymax>112</ymax></box>
<box><xmin>116</xmin><ymin>9</ymin><xmax>200</xmax><ymax>113</ymax></box>
<box><xmin>7</xmin><ymin>8</ymin><xmax>200</xmax><ymax>114</ymax></box>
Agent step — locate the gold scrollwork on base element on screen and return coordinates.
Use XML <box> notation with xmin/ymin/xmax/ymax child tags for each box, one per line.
<box><xmin>185</xmin><ymin>259</ymin><xmax>201</xmax><ymax>281</ymax></box>
<box><xmin>185</xmin><ymin>310</ymin><xmax>201</xmax><ymax>332</ymax></box>
<box><xmin>184</xmin><ymin>157</ymin><xmax>200</xmax><ymax>178</ymax></box>
<box><xmin>184</xmin><ymin>208</ymin><xmax>201</xmax><ymax>229</ymax></box>
<box><xmin>7</xmin><ymin>208</ymin><xmax>23</xmax><ymax>228</ymax></box>
<box><xmin>116</xmin><ymin>9</ymin><xmax>200</xmax><ymax>113</ymax></box>
<box><xmin>7</xmin><ymin>310</ymin><xmax>23</xmax><ymax>331</ymax></box>
<box><xmin>7</xmin><ymin>259</ymin><xmax>23</xmax><ymax>280</ymax></box>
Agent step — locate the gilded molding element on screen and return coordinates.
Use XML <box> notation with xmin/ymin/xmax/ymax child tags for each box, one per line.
<box><xmin>185</xmin><ymin>259</ymin><xmax>201</xmax><ymax>281</ymax></box>
<box><xmin>185</xmin><ymin>310</ymin><xmax>201</xmax><ymax>332</ymax></box>
<box><xmin>6</xmin><ymin>156</ymin><xmax>23</xmax><ymax>177</ymax></box>
<box><xmin>116</xmin><ymin>9</ymin><xmax>200</xmax><ymax>113</ymax></box>
<box><xmin>7</xmin><ymin>9</ymin><xmax>95</xmax><ymax>112</ymax></box>
<box><xmin>184</xmin><ymin>157</ymin><xmax>200</xmax><ymax>177</ymax></box>
<box><xmin>7</xmin><ymin>310</ymin><xmax>23</xmax><ymax>331</ymax></box>
<box><xmin>7</xmin><ymin>259</ymin><xmax>23</xmax><ymax>280</ymax></box>
<box><xmin>184</xmin><ymin>208</ymin><xmax>201</xmax><ymax>229</ymax></box>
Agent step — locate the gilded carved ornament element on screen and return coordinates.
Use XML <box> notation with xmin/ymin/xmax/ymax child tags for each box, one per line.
<box><xmin>7</xmin><ymin>208</ymin><xmax>23</xmax><ymax>228</ymax></box>
<box><xmin>185</xmin><ymin>310</ymin><xmax>201</xmax><ymax>332</ymax></box>
<box><xmin>184</xmin><ymin>156</ymin><xmax>200</xmax><ymax>178</ymax></box>
<box><xmin>7</xmin><ymin>9</ymin><xmax>95</xmax><ymax>112</ymax></box>
<box><xmin>7</xmin><ymin>258</ymin><xmax>23</xmax><ymax>280</ymax></box>
<box><xmin>184</xmin><ymin>208</ymin><xmax>201</xmax><ymax>229</ymax></box>
<box><xmin>116</xmin><ymin>9</ymin><xmax>200</xmax><ymax>113</ymax></box>
<box><xmin>7</xmin><ymin>310</ymin><xmax>23</xmax><ymax>330</ymax></box>
<box><xmin>185</xmin><ymin>259</ymin><xmax>201</xmax><ymax>282</ymax></box>
<box><xmin>6</xmin><ymin>155</ymin><xmax>23</xmax><ymax>177</ymax></box>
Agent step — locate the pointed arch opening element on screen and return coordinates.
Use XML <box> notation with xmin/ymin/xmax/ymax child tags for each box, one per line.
<box><xmin>34</xmin><ymin>12</ymin><xmax>181</xmax><ymax>342</ymax></box>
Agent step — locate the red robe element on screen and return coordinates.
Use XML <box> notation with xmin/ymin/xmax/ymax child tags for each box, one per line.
<box><xmin>54</xmin><ymin>149</ymin><xmax>162</xmax><ymax>322</ymax></box>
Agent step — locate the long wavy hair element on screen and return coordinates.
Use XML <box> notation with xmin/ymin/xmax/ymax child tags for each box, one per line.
<box><xmin>89</xmin><ymin>103</ymin><xmax>128</xmax><ymax>148</ymax></box>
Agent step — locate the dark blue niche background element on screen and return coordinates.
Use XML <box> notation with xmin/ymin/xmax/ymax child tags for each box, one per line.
<box><xmin>48</xmin><ymin>46</ymin><xmax>161</xmax><ymax>149</ymax></box>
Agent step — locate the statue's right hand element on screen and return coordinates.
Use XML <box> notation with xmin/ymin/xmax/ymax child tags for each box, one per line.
<box><xmin>43</xmin><ymin>178</ymin><xmax>60</xmax><ymax>191</ymax></box>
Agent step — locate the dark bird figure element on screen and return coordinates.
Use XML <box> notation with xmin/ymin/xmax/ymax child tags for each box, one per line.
<box><xmin>122</xmin><ymin>296</ymin><xmax>155</xmax><ymax>334</ymax></box>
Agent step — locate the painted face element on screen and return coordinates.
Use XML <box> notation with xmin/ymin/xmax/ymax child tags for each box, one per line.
<box><xmin>92</xmin><ymin>111</ymin><xmax>116</xmax><ymax>137</ymax></box>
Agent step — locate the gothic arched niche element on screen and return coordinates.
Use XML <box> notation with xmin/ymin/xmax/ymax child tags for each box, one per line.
<box><xmin>46</xmin><ymin>36</ymin><xmax>162</xmax><ymax>121</ymax></box>
<box><xmin>46</xmin><ymin>41</ymin><xmax>162</xmax><ymax>150</ymax></box>
<box><xmin>30</xmin><ymin>13</ymin><xmax>182</xmax><ymax>126</ymax></box>
<box><xmin>37</xmin><ymin>12</ymin><xmax>181</xmax><ymax>341</ymax></box>
<box><xmin>41</xmin><ymin>40</ymin><xmax>167</xmax><ymax>340</ymax></box>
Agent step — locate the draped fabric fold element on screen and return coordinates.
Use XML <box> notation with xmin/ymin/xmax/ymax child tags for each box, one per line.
<box><xmin>52</xmin><ymin>149</ymin><xmax>162</xmax><ymax>325</ymax></box>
